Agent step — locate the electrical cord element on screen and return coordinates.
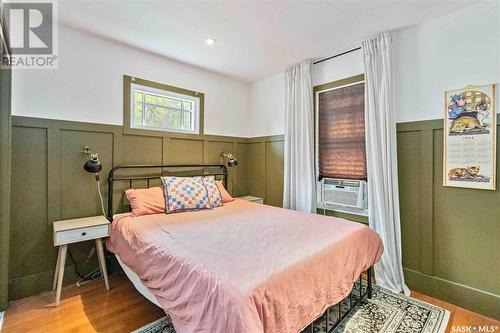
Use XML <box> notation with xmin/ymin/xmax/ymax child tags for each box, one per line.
<box><xmin>95</xmin><ymin>174</ymin><xmax>106</xmax><ymax>217</ymax></box>
<box><xmin>63</xmin><ymin>174</ymin><xmax>106</xmax><ymax>286</ymax></box>
<box><xmin>68</xmin><ymin>249</ymin><xmax>93</xmax><ymax>281</ymax></box>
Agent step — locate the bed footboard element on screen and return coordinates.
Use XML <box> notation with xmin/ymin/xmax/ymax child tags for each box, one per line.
<box><xmin>305</xmin><ymin>266</ymin><xmax>373</xmax><ymax>333</ymax></box>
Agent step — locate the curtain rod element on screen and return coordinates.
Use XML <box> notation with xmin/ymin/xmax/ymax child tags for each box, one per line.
<box><xmin>313</xmin><ymin>47</ymin><xmax>361</xmax><ymax>65</ymax></box>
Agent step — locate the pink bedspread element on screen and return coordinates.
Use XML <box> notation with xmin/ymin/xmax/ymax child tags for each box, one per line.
<box><xmin>106</xmin><ymin>199</ymin><xmax>383</xmax><ymax>333</ymax></box>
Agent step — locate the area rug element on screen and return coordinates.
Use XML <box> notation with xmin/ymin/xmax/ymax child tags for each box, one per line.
<box><xmin>133</xmin><ymin>285</ymin><xmax>449</xmax><ymax>333</ymax></box>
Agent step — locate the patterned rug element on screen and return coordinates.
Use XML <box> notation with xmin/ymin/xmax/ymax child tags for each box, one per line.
<box><xmin>133</xmin><ymin>285</ymin><xmax>449</xmax><ymax>333</ymax></box>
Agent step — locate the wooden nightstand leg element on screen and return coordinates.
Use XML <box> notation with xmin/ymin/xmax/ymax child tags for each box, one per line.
<box><xmin>52</xmin><ymin>246</ymin><xmax>62</xmax><ymax>290</ymax></box>
<box><xmin>55</xmin><ymin>244</ymin><xmax>67</xmax><ymax>306</ymax></box>
<box><xmin>95</xmin><ymin>238</ymin><xmax>110</xmax><ymax>291</ymax></box>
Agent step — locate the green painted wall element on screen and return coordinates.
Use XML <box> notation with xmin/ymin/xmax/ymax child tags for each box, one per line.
<box><xmin>0</xmin><ymin>64</ymin><xmax>12</xmax><ymax>311</ymax></box>
<box><xmin>8</xmin><ymin>116</ymin><xmax>252</xmax><ymax>301</ymax></box>
<box><xmin>240</xmin><ymin>136</ymin><xmax>285</xmax><ymax>206</ymax></box>
<box><xmin>397</xmin><ymin>119</ymin><xmax>500</xmax><ymax>319</ymax></box>
<box><xmin>8</xmin><ymin>116</ymin><xmax>500</xmax><ymax>319</ymax></box>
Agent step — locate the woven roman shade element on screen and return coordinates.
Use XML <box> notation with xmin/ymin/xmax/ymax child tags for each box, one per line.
<box><xmin>318</xmin><ymin>82</ymin><xmax>367</xmax><ymax>180</ymax></box>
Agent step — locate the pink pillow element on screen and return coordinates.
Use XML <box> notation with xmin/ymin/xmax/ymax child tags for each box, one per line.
<box><xmin>125</xmin><ymin>187</ymin><xmax>165</xmax><ymax>216</ymax></box>
<box><xmin>216</xmin><ymin>180</ymin><xmax>234</xmax><ymax>203</ymax></box>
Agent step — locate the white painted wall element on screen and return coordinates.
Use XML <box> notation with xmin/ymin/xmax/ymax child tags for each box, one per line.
<box><xmin>247</xmin><ymin>72</ymin><xmax>285</xmax><ymax>137</ymax></box>
<box><xmin>312</xmin><ymin>49</ymin><xmax>364</xmax><ymax>87</ymax></box>
<box><xmin>394</xmin><ymin>0</ymin><xmax>500</xmax><ymax>123</ymax></box>
<box><xmin>246</xmin><ymin>50</ymin><xmax>364</xmax><ymax>137</ymax></box>
<box><xmin>246</xmin><ymin>1</ymin><xmax>499</xmax><ymax>135</ymax></box>
<box><xmin>12</xmin><ymin>2</ymin><xmax>499</xmax><ymax>137</ymax></box>
<box><xmin>11</xmin><ymin>25</ymin><xmax>251</xmax><ymax>137</ymax></box>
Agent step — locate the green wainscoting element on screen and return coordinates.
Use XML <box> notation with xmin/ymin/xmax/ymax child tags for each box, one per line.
<box><xmin>7</xmin><ymin>116</ymin><xmax>500</xmax><ymax>319</ymax></box>
<box><xmin>8</xmin><ymin>116</ymin><xmax>256</xmax><ymax>301</ymax></box>
<box><xmin>241</xmin><ymin>136</ymin><xmax>285</xmax><ymax>206</ymax></box>
<box><xmin>0</xmin><ymin>66</ymin><xmax>12</xmax><ymax>310</ymax></box>
<box><xmin>397</xmin><ymin>119</ymin><xmax>500</xmax><ymax>319</ymax></box>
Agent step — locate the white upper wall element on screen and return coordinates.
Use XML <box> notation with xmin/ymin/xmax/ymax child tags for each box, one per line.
<box><xmin>12</xmin><ymin>25</ymin><xmax>251</xmax><ymax>137</ymax></box>
<box><xmin>247</xmin><ymin>1</ymin><xmax>499</xmax><ymax>135</ymax></box>
<box><xmin>246</xmin><ymin>50</ymin><xmax>364</xmax><ymax>137</ymax></box>
<box><xmin>312</xmin><ymin>49</ymin><xmax>364</xmax><ymax>87</ymax></box>
<box><xmin>394</xmin><ymin>0</ymin><xmax>500</xmax><ymax>123</ymax></box>
<box><xmin>247</xmin><ymin>72</ymin><xmax>285</xmax><ymax>137</ymax></box>
<box><xmin>12</xmin><ymin>2</ymin><xmax>499</xmax><ymax>137</ymax></box>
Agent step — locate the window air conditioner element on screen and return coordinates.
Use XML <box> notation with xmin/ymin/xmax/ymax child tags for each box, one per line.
<box><xmin>320</xmin><ymin>178</ymin><xmax>367</xmax><ymax>209</ymax></box>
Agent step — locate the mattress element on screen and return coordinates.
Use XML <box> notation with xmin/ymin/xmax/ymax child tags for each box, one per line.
<box><xmin>116</xmin><ymin>254</ymin><xmax>160</xmax><ymax>307</ymax></box>
<box><xmin>106</xmin><ymin>199</ymin><xmax>383</xmax><ymax>333</ymax></box>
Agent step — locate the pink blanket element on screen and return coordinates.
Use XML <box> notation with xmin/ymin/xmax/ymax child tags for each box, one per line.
<box><xmin>106</xmin><ymin>199</ymin><xmax>383</xmax><ymax>333</ymax></box>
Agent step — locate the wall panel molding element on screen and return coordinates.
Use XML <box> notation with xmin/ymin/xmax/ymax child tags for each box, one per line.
<box><xmin>404</xmin><ymin>268</ymin><xmax>499</xmax><ymax>319</ymax></box>
<box><xmin>8</xmin><ymin>116</ymin><xmax>499</xmax><ymax>320</ymax></box>
<box><xmin>419</xmin><ymin>129</ymin><xmax>434</xmax><ymax>275</ymax></box>
<box><xmin>8</xmin><ymin>116</ymin><xmax>263</xmax><ymax>301</ymax></box>
<box><xmin>397</xmin><ymin>119</ymin><xmax>500</xmax><ymax>319</ymax></box>
<box><xmin>0</xmin><ymin>61</ymin><xmax>12</xmax><ymax>310</ymax></box>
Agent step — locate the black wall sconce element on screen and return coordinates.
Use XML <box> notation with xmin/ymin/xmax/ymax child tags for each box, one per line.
<box><xmin>82</xmin><ymin>145</ymin><xmax>105</xmax><ymax>216</ymax></box>
<box><xmin>220</xmin><ymin>152</ymin><xmax>238</xmax><ymax>167</ymax></box>
<box><xmin>82</xmin><ymin>145</ymin><xmax>102</xmax><ymax>174</ymax></box>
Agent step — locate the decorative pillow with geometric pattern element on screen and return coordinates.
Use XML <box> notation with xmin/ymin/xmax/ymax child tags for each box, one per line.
<box><xmin>202</xmin><ymin>176</ymin><xmax>223</xmax><ymax>208</ymax></box>
<box><xmin>160</xmin><ymin>176</ymin><xmax>211</xmax><ymax>214</ymax></box>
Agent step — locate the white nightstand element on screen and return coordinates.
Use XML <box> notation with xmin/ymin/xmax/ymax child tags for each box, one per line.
<box><xmin>236</xmin><ymin>195</ymin><xmax>264</xmax><ymax>204</ymax></box>
<box><xmin>52</xmin><ymin>215</ymin><xmax>110</xmax><ymax>306</ymax></box>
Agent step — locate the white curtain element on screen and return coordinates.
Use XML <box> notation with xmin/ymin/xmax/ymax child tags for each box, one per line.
<box><xmin>283</xmin><ymin>59</ymin><xmax>316</xmax><ymax>213</ymax></box>
<box><xmin>362</xmin><ymin>32</ymin><xmax>410</xmax><ymax>295</ymax></box>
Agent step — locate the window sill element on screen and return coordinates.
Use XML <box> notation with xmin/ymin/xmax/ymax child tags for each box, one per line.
<box><xmin>317</xmin><ymin>203</ymin><xmax>369</xmax><ymax>224</ymax></box>
<box><xmin>122</xmin><ymin>125</ymin><xmax>204</xmax><ymax>139</ymax></box>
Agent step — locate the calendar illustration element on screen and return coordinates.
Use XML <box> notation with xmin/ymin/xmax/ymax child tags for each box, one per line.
<box><xmin>443</xmin><ymin>84</ymin><xmax>496</xmax><ymax>190</ymax></box>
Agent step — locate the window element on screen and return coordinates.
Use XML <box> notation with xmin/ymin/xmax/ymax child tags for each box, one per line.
<box><xmin>124</xmin><ymin>76</ymin><xmax>203</xmax><ymax>135</ymax></box>
<box><xmin>315</xmin><ymin>75</ymin><xmax>367</xmax><ymax>181</ymax></box>
<box><xmin>315</xmin><ymin>75</ymin><xmax>368</xmax><ymax>217</ymax></box>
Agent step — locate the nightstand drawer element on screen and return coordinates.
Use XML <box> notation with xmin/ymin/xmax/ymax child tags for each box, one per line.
<box><xmin>54</xmin><ymin>224</ymin><xmax>109</xmax><ymax>245</ymax></box>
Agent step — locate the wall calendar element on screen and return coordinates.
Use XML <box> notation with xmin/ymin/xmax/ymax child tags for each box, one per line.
<box><xmin>443</xmin><ymin>84</ymin><xmax>496</xmax><ymax>190</ymax></box>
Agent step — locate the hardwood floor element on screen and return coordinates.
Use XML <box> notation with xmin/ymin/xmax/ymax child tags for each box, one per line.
<box><xmin>2</xmin><ymin>272</ymin><xmax>164</xmax><ymax>333</ymax></box>
<box><xmin>2</xmin><ymin>272</ymin><xmax>498</xmax><ymax>333</ymax></box>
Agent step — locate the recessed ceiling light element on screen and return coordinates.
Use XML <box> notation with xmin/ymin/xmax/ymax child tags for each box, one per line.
<box><xmin>205</xmin><ymin>37</ymin><xmax>216</xmax><ymax>46</ymax></box>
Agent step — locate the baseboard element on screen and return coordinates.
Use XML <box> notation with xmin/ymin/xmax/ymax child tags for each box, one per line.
<box><xmin>8</xmin><ymin>259</ymin><xmax>99</xmax><ymax>301</ymax></box>
<box><xmin>404</xmin><ymin>268</ymin><xmax>500</xmax><ymax>320</ymax></box>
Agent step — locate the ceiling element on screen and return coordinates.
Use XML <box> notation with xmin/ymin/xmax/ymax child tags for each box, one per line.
<box><xmin>59</xmin><ymin>0</ymin><xmax>477</xmax><ymax>83</ymax></box>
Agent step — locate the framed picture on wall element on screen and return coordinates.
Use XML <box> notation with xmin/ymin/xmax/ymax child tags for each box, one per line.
<box><xmin>443</xmin><ymin>84</ymin><xmax>497</xmax><ymax>190</ymax></box>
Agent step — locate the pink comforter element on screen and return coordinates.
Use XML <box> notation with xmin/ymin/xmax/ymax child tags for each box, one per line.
<box><xmin>106</xmin><ymin>199</ymin><xmax>383</xmax><ymax>333</ymax></box>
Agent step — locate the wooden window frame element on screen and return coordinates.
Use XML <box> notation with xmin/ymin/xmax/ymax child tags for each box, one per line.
<box><xmin>123</xmin><ymin>75</ymin><xmax>205</xmax><ymax>138</ymax></box>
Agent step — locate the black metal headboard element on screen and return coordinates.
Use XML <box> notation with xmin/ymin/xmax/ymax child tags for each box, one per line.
<box><xmin>107</xmin><ymin>164</ymin><xmax>228</xmax><ymax>221</ymax></box>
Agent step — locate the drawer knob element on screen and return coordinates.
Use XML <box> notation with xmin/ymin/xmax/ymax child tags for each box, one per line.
<box><xmin>81</xmin><ymin>232</ymin><xmax>87</xmax><ymax>236</ymax></box>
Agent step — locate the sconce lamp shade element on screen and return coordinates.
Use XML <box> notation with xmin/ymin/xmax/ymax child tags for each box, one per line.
<box><xmin>221</xmin><ymin>152</ymin><xmax>238</xmax><ymax>167</ymax></box>
<box><xmin>83</xmin><ymin>154</ymin><xmax>102</xmax><ymax>173</ymax></box>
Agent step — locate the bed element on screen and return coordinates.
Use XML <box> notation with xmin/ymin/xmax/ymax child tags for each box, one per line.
<box><xmin>105</xmin><ymin>164</ymin><xmax>383</xmax><ymax>333</ymax></box>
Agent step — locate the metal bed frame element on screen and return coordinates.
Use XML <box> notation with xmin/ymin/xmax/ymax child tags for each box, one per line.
<box><xmin>106</xmin><ymin>164</ymin><xmax>372</xmax><ymax>333</ymax></box>
<box><xmin>107</xmin><ymin>164</ymin><xmax>228</xmax><ymax>221</ymax></box>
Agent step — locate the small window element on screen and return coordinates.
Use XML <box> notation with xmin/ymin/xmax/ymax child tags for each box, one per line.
<box><xmin>125</xmin><ymin>76</ymin><xmax>203</xmax><ymax>135</ymax></box>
